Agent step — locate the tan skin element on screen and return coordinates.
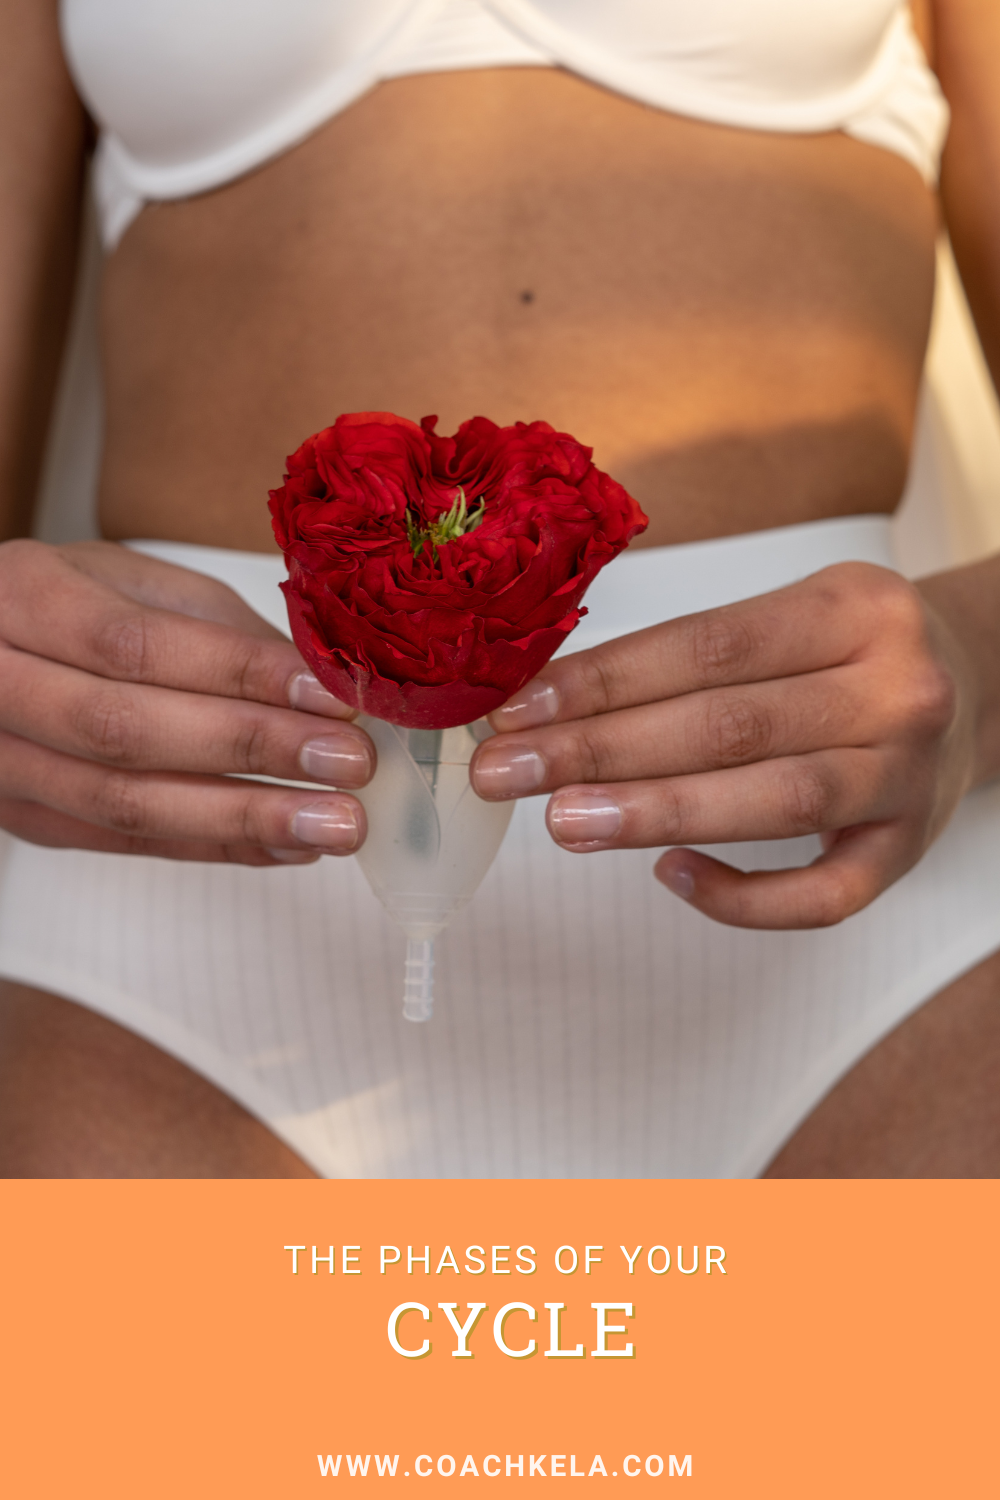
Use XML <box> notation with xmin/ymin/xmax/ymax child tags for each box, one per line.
<box><xmin>0</xmin><ymin>0</ymin><xmax>999</xmax><ymax>1177</ymax></box>
<box><xmin>98</xmin><ymin>73</ymin><xmax>935</xmax><ymax>551</ymax></box>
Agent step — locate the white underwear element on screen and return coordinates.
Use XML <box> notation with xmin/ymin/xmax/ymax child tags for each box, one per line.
<box><xmin>2</xmin><ymin>513</ymin><xmax>998</xmax><ymax>1177</ymax></box>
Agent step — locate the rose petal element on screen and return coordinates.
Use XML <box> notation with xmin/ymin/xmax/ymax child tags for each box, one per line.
<box><xmin>269</xmin><ymin>412</ymin><xmax>647</xmax><ymax>728</ymax></box>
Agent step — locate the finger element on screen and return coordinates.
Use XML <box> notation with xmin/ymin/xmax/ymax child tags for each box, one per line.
<box><xmin>0</xmin><ymin>731</ymin><xmax>367</xmax><ymax>855</ymax></box>
<box><xmin>57</xmin><ymin>540</ymin><xmax>286</xmax><ymax>639</ymax></box>
<box><xmin>488</xmin><ymin>562</ymin><xmax>923</xmax><ymax>729</ymax></box>
<box><xmin>0</xmin><ymin>646</ymin><xmax>374</xmax><ymax>787</ymax></box>
<box><xmin>471</xmin><ymin>662</ymin><xmax>900</xmax><ymax>796</ymax></box>
<box><xmin>0</xmin><ymin>539</ymin><xmax>355</xmax><ymax>717</ymax></box>
<box><xmin>542</xmin><ymin>748</ymin><xmax>909</xmax><ymax>851</ymax></box>
<box><xmin>652</xmin><ymin>821</ymin><xmax>913</xmax><ymax>929</ymax></box>
<box><xmin>0</xmin><ymin>798</ymin><xmax>320</xmax><ymax>865</ymax></box>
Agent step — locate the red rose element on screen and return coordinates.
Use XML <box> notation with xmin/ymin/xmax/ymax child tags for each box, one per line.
<box><xmin>269</xmin><ymin>411</ymin><xmax>647</xmax><ymax>729</ymax></box>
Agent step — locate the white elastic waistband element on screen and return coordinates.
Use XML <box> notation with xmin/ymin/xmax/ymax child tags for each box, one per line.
<box><xmin>126</xmin><ymin>512</ymin><xmax>897</xmax><ymax>649</ymax></box>
<box><xmin>565</xmin><ymin>512</ymin><xmax>896</xmax><ymax>651</ymax></box>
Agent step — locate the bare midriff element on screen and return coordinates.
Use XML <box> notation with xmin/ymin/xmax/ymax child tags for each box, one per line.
<box><xmin>96</xmin><ymin>67</ymin><xmax>939</xmax><ymax>554</ymax></box>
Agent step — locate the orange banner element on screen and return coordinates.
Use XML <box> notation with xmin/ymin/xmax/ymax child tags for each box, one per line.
<box><xmin>0</xmin><ymin>1179</ymin><xmax>996</xmax><ymax>1496</ymax></box>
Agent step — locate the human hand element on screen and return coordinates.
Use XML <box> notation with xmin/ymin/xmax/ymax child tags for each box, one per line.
<box><xmin>470</xmin><ymin>563</ymin><xmax>976</xmax><ymax>929</ymax></box>
<box><xmin>0</xmin><ymin>540</ymin><xmax>375</xmax><ymax>863</ymax></box>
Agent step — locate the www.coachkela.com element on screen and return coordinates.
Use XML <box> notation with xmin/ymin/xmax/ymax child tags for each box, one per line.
<box><xmin>316</xmin><ymin>1454</ymin><xmax>692</xmax><ymax>1479</ymax></box>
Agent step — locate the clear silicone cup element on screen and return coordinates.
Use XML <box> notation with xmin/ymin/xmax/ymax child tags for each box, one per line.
<box><xmin>352</xmin><ymin>716</ymin><xmax>515</xmax><ymax>1021</ymax></box>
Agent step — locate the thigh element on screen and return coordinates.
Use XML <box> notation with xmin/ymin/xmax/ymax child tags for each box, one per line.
<box><xmin>0</xmin><ymin>979</ymin><xmax>317</xmax><ymax>1178</ymax></box>
<box><xmin>764</xmin><ymin>947</ymin><xmax>1000</xmax><ymax>1177</ymax></box>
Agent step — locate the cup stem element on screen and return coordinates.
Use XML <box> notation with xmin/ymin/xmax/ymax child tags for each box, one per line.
<box><xmin>402</xmin><ymin>937</ymin><xmax>435</xmax><ymax>1022</ymax></box>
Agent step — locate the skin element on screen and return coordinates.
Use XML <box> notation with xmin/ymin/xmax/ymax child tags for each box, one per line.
<box><xmin>96</xmin><ymin>72</ymin><xmax>936</xmax><ymax>551</ymax></box>
<box><xmin>471</xmin><ymin>557</ymin><xmax>1000</xmax><ymax>929</ymax></box>
<box><xmin>0</xmin><ymin>1</ymin><xmax>998</xmax><ymax>1176</ymax></box>
<box><xmin>0</xmin><ymin>980</ymin><xmax>314</xmax><ymax>1177</ymax></box>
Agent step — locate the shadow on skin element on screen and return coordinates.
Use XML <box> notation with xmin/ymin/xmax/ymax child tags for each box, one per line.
<box><xmin>616</xmin><ymin>411</ymin><xmax>909</xmax><ymax>548</ymax></box>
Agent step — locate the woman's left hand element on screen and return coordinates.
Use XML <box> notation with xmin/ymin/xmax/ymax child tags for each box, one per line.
<box><xmin>469</xmin><ymin>561</ymin><xmax>982</xmax><ymax>929</ymax></box>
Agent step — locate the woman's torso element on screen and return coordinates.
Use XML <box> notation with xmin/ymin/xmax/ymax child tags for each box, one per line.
<box><xmin>67</xmin><ymin>1</ymin><xmax>942</xmax><ymax>551</ymax></box>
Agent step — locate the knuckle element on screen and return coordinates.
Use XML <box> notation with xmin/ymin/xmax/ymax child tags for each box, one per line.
<box><xmin>825</xmin><ymin>559</ymin><xmax>907</xmax><ymax>604</ymax></box>
<box><xmin>652</xmin><ymin>778</ymin><xmax>687</xmax><ymax>842</ymax></box>
<box><xmin>228</xmin><ymin>633</ymin><xmax>284</xmax><ymax>702</ymax></box>
<box><xmin>807</xmin><ymin>873</ymin><xmax>862</xmax><ymax>928</ymax></box>
<box><xmin>815</xmin><ymin>562</ymin><xmax>923</xmax><ymax>637</ymax></box>
<box><xmin>703</xmin><ymin>692</ymin><xmax>774</xmax><ymax>765</ymax></box>
<box><xmin>904</xmin><ymin>660</ymin><xmax>957</xmax><ymax>738</ymax></box>
<box><xmin>782</xmin><ymin>759</ymin><xmax>837</xmax><ymax>833</ymax></box>
<box><xmin>92</xmin><ymin>769</ymin><xmax>147</xmax><ymax>834</ymax></box>
<box><xmin>211</xmin><ymin>634</ymin><xmax>286</xmax><ymax>707</ymax></box>
<box><xmin>230</xmin><ymin>715</ymin><xmax>275</xmax><ymax>775</ymax></box>
<box><xmin>74</xmin><ymin>689</ymin><xmax>143</xmax><ymax>765</ymax></box>
<box><xmin>90</xmin><ymin>611</ymin><xmax>152</xmax><ymax>681</ymax></box>
<box><xmin>562</xmin><ymin>722</ymin><xmax>605</xmax><ymax>783</ymax></box>
<box><xmin>868</xmin><ymin>568</ymin><xmax>925</xmax><ymax>633</ymax></box>
<box><xmin>688</xmin><ymin>611</ymin><xmax>758</xmax><ymax>684</ymax></box>
<box><xmin>233</xmin><ymin>643</ymin><xmax>261</xmax><ymax>701</ymax></box>
<box><xmin>570</xmin><ymin>651</ymin><xmax>618</xmax><ymax>716</ymax></box>
<box><xmin>237</xmin><ymin>788</ymin><xmax>269</xmax><ymax>846</ymax></box>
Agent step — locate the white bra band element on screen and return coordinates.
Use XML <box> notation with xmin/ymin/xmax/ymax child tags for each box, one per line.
<box><xmin>61</xmin><ymin>0</ymin><xmax>948</xmax><ymax>249</ymax></box>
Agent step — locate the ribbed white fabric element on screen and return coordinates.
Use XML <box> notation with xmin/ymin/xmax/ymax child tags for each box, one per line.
<box><xmin>58</xmin><ymin>0</ymin><xmax>949</xmax><ymax>249</ymax></box>
<box><xmin>2</xmin><ymin>515</ymin><xmax>998</xmax><ymax>1178</ymax></box>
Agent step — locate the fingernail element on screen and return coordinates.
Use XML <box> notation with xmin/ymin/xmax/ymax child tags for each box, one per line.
<box><xmin>265</xmin><ymin>847</ymin><xmax>321</xmax><ymax>864</ymax></box>
<box><xmin>471</xmin><ymin>744</ymin><xmax>547</xmax><ymax>799</ymax></box>
<box><xmin>658</xmin><ymin>860</ymin><xmax>695</xmax><ymax>900</ymax></box>
<box><xmin>299</xmin><ymin>733</ymin><xmax>372</xmax><ymax>786</ymax></box>
<box><xmin>547</xmin><ymin>790</ymin><xmax>622</xmax><ymax>845</ymax></box>
<box><xmin>291</xmin><ymin>801</ymin><xmax>361</xmax><ymax>851</ymax></box>
<box><xmin>289</xmin><ymin>668</ymin><xmax>353</xmax><ymax>718</ymax></box>
<box><xmin>489</xmin><ymin>679</ymin><xmax>559</xmax><ymax>731</ymax></box>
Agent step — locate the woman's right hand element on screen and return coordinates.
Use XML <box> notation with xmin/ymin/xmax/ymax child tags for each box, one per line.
<box><xmin>0</xmin><ymin>539</ymin><xmax>375</xmax><ymax>864</ymax></box>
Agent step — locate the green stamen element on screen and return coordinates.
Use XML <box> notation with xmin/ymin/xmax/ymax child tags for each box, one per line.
<box><xmin>406</xmin><ymin>486</ymin><xmax>486</xmax><ymax>559</ymax></box>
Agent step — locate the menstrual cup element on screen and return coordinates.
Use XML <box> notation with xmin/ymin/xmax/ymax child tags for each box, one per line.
<box><xmin>352</xmin><ymin>716</ymin><xmax>515</xmax><ymax>1022</ymax></box>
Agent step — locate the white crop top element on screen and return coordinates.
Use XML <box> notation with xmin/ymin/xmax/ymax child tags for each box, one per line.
<box><xmin>61</xmin><ymin>0</ymin><xmax>949</xmax><ymax>250</ymax></box>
